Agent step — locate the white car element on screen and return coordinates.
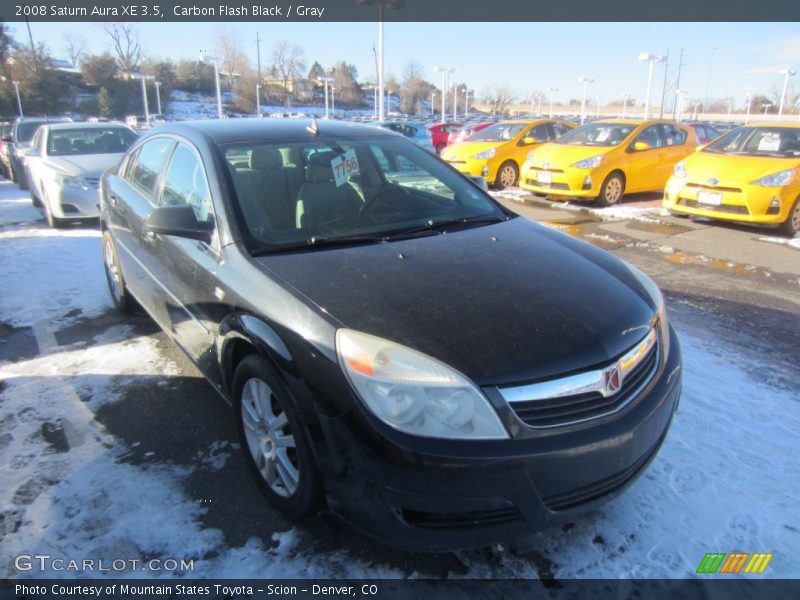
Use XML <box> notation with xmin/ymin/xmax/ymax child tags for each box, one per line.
<box><xmin>25</xmin><ymin>123</ymin><xmax>139</xmax><ymax>227</ymax></box>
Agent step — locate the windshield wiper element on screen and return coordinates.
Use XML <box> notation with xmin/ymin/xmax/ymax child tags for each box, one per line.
<box><xmin>384</xmin><ymin>214</ymin><xmax>509</xmax><ymax>240</ymax></box>
<box><xmin>252</xmin><ymin>234</ymin><xmax>384</xmax><ymax>255</ymax></box>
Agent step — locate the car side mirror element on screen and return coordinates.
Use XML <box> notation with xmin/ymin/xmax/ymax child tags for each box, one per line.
<box><xmin>145</xmin><ymin>205</ymin><xmax>214</xmax><ymax>243</ymax></box>
<box><xmin>522</xmin><ymin>136</ymin><xmax>536</xmax><ymax>145</ymax></box>
<box><xmin>632</xmin><ymin>141</ymin><xmax>651</xmax><ymax>151</ymax></box>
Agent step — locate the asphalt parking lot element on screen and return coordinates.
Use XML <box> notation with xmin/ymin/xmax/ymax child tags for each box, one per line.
<box><xmin>1</xmin><ymin>182</ymin><xmax>799</xmax><ymax>579</ymax></box>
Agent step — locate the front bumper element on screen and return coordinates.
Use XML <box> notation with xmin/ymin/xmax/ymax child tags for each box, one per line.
<box><xmin>663</xmin><ymin>177</ymin><xmax>797</xmax><ymax>226</ymax></box>
<box><xmin>317</xmin><ymin>326</ymin><xmax>682</xmax><ymax>552</ymax></box>
<box><xmin>444</xmin><ymin>157</ymin><xmax>497</xmax><ymax>181</ymax></box>
<box><xmin>520</xmin><ymin>165</ymin><xmax>600</xmax><ymax>198</ymax></box>
<box><xmin>50</xmin><ymin>185</ymin><xmax>101</xmax><ymax>220</ymax></box>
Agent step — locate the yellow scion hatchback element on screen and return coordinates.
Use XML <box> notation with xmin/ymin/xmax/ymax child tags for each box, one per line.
<box><xmin>520</xmin><ymin>120</ymin><xmax>698</xmax><ymax>206</ymax></box>
<box><xmin>663</xmin><ymin>123</ymin><xmax>800</xmax><ymax>237</ymax></box>
<box><xmin>441</xmin><ymin>119</ymin><xmax>576</xmax><ymax>189</ymax></box>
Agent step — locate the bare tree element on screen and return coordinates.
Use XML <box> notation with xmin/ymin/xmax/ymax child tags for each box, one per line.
<box><xmin>62</xmin><ymin>32</ymin><xmax>87</xmax><ymax>68</ymax></box>
<box><xmin>271</xmin><ymin>40</ymin><xmax>306</xmax><ymax>108</ymax></box>
<box><xmin>769</xmin><ymin>83</ymin><xmax>800</xmax><ymax>115</ymax></box>
<box><xmin>481</xmin><ymin>85</ymin><xmax>516</xmax><ymax>115</ymax></box>
<box><xmin>400</xmin><ymin>59</ymin><xmax>434</xmax><ymax>115</ymax></box>
<box><xmin>103</xmin><ymin>23</ymin><xmax>141</xmax><ymax>73</ymax></box>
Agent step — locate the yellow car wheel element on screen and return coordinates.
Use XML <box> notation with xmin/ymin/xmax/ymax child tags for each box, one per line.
<box><xmin>495</xmin><ymin>161</ymin><xmax>518</xmax><ymax>190</ymax></box>
<box><xmin>596</xmin><ymin>172</ymin><xmax>625</xmax><ymax>207</ymax></box>
<box><xmin>778</xmin><ymin>198</ymin><xmax>800</xmax><ymax>238</ymax></box>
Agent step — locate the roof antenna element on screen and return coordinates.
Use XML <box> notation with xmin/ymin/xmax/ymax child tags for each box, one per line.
<box><xmin>306</xmin><ymin>116</ymin><xmax>319</xmax><ymax>137</ymax></box>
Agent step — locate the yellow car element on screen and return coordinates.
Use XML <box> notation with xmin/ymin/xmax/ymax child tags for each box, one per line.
<box><xmin>520</xmin><ymin>119</ymin><xmax>698</xmax><ymax>206</ymax></box>
<box><xmin>441</xmin><ymin>119</ymin><xmax>576</xmax><ymax>189</ymax></box>
<box><xmin>664</xmin><ymin>123</ymin><xmax>800</xmax><ymax>237</ymax></box>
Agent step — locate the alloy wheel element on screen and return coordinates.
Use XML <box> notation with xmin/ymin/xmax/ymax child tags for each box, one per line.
<box><xmin>240</xmin><ymin>378</ymin><xmax>299</xmax><ymax>497</ymax></box>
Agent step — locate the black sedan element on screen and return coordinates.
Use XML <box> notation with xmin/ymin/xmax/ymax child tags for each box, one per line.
<box><xmin>100</xmin><ymin>119</ymin><xmax>682</xmax><ymax>552</ymax></box>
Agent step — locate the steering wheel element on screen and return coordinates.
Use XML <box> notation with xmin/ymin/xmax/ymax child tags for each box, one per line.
<box><xmin>359</xmin><ymin>183</ymin><xmax>411</xmax><ymax>215</ymax></box>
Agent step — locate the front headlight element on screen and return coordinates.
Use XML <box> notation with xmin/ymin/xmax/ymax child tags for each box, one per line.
<box><xmin>751</xmin><ymin>168</ymin><xmax>796</xmax><ymax>187</ymax></box>
<box><xmin>673</xmin><ymin>160</ymin><xmax>687</xmax><ymax>178</ymax></box>
<box><xmin>58</xmin><ymin>175</ymin><xmax>90</xmax><ymax>191</ymax></box>
<box><xmin>473</xmin><ymin>148</ymin><xmax>496</xmax><ymax>160</ymax></box>
<box><xmin>571</xmin><ymin>154</ymin><xmax>604</xmax><ymax>169</ymax></box>
<box><xmin>522</xmin><ymin>150</ymin><xmax>536</xmax><ymax>170</ymax></box>
<box><xmin>336</xmin><ymin>329</ymin><xmax>509</xmax><ymax>440</ymax></box>
<box><xmin>624</xmin><ymin>263</ymin><xmax>670</xmax><ymax>359</ymax></box>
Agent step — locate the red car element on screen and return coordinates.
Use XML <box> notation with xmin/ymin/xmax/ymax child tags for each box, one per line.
<box><xmin>684</xmin><ymin>122</ymin><xmax>722</xmax><ymax>145</ymax></box>
<box><xmin>427</xmin><ymin>122</ymin><xmax>461</xmax><ymax>155</ymax></box>
<box><xmin>447</xmin><ymin>121</ymin><xmax>494</xmax><ymax>146</ymax></box>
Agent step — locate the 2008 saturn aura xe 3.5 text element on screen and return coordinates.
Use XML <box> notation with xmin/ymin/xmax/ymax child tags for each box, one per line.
<box><xmin>100</xmin><ymin>119</ymin><xmax>682</xmax><ymax>552</ymax></box>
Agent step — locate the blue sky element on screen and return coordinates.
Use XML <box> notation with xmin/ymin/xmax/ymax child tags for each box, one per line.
<box><xmin>13</xmin><ymin>21</ymin><xmax>800</xmax><ymax>108</ymax></box>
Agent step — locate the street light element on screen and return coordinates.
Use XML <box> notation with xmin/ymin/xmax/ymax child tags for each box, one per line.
<box><xmin>431</xmin><ymin>91</ymin><xmax>436</xmax><ymax>116</ymax></box>
<box><xmin>622</xmin><ymin>94</ymin><xmax>630</xmax><ymax>118</ymax></box>
<box><xmin>154</xmin><ymin>81</ymin><xmax>162</xmax><ymax>115</ymax></box>
<box><xmin>317</xmin><ymin>76</ymin><xmax>334</xmax><ymax>118</ymax></box>
<box><xmin>744</xmin><ymin>93</ymin><xmax>752</xmax><ymax>125</ymax></box>
<box><xmin>200</xmin><ymin>52</ymin><xmax>224</xmax><ymax>119</ymax></box>
<box><xmin>726</xmin><ymin>99</ymin><xmax>732</xmax><ymax>122</ymax></box>
<box><xmin>12</xmin><ymin>80</ymin><xmax>22</xmax><ymax>117</ymax></box>
<box><xmin>639</xmin><ymin>52</ymin><xmax>665</xmax><ymax>120</ymax></box>
<box><xmin>578</xmin><ymin>77</ymin><xmax>593</xmax><ymax>124</ymax></box>
<box><xmin>255</xmin><ymin>83</ymin><xmax>261</xmax><ymax>117</ymax></box>
<box><xmin>548</xmin><ymin>87</ymin><xmax>558</xmax><ymax>119</ymax></box>
<box><xmin>433</xmin><ymin>66</ymin><xmax>453</xmax><ymax>124</ymax></box>
<box><xmin>692</xmin><ymin>102</ymin><xmax>700</xmax><ymax>120</ymax></box>
<box><xmin>331</xmin><ymin>85</ymin><xmax>336</xmax><ymax>115</ymax></box>
<box><xmin>387</xmin><ymin>89</ymin><xmax>393</xmax><ymax>113</ymax></box>
<box><xmin>595</xmin><ymin>97</ymin><xmax>602</xmax><ymax>119</ymax></box>
<box><xmin>777</xmin><ymin>68</ymin><xmax>796</xmax><ymax>122</ymax></box>
<box><xmin>675</xmin><ymin>89</ymin><xmax>686</xmax><ymax>122</ymax></box>
<box><xmin>358</xmin><ymin>1</ymin><xmax>405</xmax><ymax>121</ymax></box>
<box><xmin>529</xmin><ymin>93</ymin><xmax>535</xmax><ymax>116</ymax></box>
<box><xmin>463</xmin><ymin>86</ymin><xmax>469</xmax><ymax>117</ymax></box>
<box><xmin>130</xmin><ymin>73</ymin><xmax>155</xmax><ymax>125</ymax></box>
<box><xmin>763</xmin><ymin>103</ymin><xmax>773</xmax><ymax>117</ymax></box>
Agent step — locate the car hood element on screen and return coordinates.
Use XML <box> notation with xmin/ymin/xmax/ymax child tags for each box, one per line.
<box><xmin>442</xmin><ymin>141</ymin><xmax>505</xmax><ymax>161</ymax></box>
<box><xmin>530</xmin><ymin>142</ymin><xmax>619</xmax><ymax>168</ymax></box>
<box><xmin>256</xmin><ymin>218</ymin><xmax>657</xmax><ymax>386</ymax></box>
<box><xmin>685</xmin><ymin>152</ymin><xmax>800</xmax><ymax>184</ymax></box>
<box><xmin>44</xmin><ymin>153</ymin><xmax>125</xmax><ymax>177</ymax></box>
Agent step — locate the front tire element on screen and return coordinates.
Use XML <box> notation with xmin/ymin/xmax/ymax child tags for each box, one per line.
<box><xmin>102</xmin><ymin>231</ymin><xmax>136</xmax><ymax>313</ymax></box>
<box><xmin>494</xmin><ymin>160</ymin><xmax>519</xmax><ymax>190</ymax></box>
<box><xmin>42</xmin><ymin>191</ymin><xmax>64</xmax><ymax>229</ymax></box>
<box><xmin>233</xmin><ymin>355</ymin><xmax>323</xmax><ymax>519</ymax></box>
<box><xmin>596</xmin><ymin>172</ymin><xmax>625</xmax><ymax>207</ymax></box>
<box><xmin>777</xmin><ymin>198</ymin><xmax>800</xmax><ymax>238</ymax></box>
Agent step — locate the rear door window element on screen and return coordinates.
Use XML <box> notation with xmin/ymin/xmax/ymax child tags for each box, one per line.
<box><xmin>159</xmin><ymin>143</ymin><xmax>213</xmax><ymax>224</ymax></box>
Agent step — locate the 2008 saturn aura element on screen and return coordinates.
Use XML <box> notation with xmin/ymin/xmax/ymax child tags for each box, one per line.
<box><xmin>100</xmin><ymin>119</ymin><xmax>682</xmax><ymax>551</ymax></box>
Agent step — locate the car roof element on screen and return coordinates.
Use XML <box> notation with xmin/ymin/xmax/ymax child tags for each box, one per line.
<box><xmin>149</xmin><ymin>118</ymin><xmax>393</xmax><ymax>144</ymax></box>
<box><xmin>45</xmin><ymin>122</ymin><xmax>132</xmax><ymax>131</ymax></box>
<box><xmin>745</xmin><ymin>122</ymin><xmax>800</xmax><ymax>129</ymax></box>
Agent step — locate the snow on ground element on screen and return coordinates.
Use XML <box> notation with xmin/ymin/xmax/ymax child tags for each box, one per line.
<box><xmin>1</xmin><ymin>184</ymin><xmax>798</xmax><ymax>579</ymax></box>
<box><xmin>758</xmin><ymin>234</ymin><xmax>800</xmax><ymax>250</ymax></box>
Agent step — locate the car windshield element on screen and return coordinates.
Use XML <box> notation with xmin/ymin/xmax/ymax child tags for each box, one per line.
<box><xmin>48</xmin><ymin>127</ymin><xmax>138</xmax><ymax>156</ymax></box>
<box><xmin>17</xmin><ymin>121</ymin><xmax>48</xmax><ymax>142</ymax></box>
<box><xmin>703</xmin><ymin>127</ymin><xmax>800</xmax><ymax>158</ymax></box>
<box><xmin>223</xmin><ymin>135</ymin><xmax>510</xmax><ymax>254</ymax></box>
<box><xmin>556</xmin><ymin>123</ymin><xmax>636</xmax><ymax>146</ymax></box>
<box><xmin>468</xmin><ymin>122</ymin><xmax>528</xmax><ymax>142</ymax></box>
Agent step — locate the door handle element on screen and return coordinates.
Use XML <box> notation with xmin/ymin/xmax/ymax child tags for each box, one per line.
<box><xmin>107</xmin><ymin>193</ymin><xmax>118</xmax><ymax>206</ymax></box>
<box><xmin>143</xmin><ymin>229</ymin><xmax>156</xmax><ymax>241</ymax></box>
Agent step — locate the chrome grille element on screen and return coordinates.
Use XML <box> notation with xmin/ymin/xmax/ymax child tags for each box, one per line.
<box><xmin>526</xmin><ymin>178</ymin><xmax>569</xmax><ymax>191</ymax></box>
<box><xmin>498</xmin><ymin>327</ymin><xmax>660</xmax><ymax>428</ymax></box>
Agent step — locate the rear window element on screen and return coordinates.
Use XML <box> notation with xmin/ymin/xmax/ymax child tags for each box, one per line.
<box><xmin>47</xmin><ymin>127</ymin><xmax>138</xmax><ymax>156</ymax></box>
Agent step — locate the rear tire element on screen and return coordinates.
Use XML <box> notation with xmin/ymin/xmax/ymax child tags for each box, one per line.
<box><xmin>102</xmin><ymin>231</ymin><xmax>136</xmax><ymax>313</ymax></box>
<box><xmin>596</xmin><ymin>172</ymin><xmax>625</xmax><ymax>207</ymax></box>
<box><xmin>494</xmin><ymin>161</ymin><xmax>519</xmax><ymax>190</ymax></box>
<box><xmin>233</xmin><ymin>354</ymin><xmax>323</xmax><ymax>519</ymax></box>
<box><xmin>777</xmin><ymin>198</ymin><xmax>800</xmax><ymax>238</ymax></box>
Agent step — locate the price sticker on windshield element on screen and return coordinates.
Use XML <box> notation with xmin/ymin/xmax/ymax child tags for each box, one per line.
<box><xmin>331</xmin><ymin>149</ymin><xmax>359</xmax><ymax>187</ymax></box>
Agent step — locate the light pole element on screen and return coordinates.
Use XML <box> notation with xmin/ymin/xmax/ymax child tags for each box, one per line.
<box><xmin>639</xmin><ymin>52</ymin><xmax>665</xmax><ymax>120</ymax></box>
<box><xmin>675</xmin><ymin>89</ymin><xmax>686</xmax><ymax>122</ymax></box>
<box><xmin>387</xmin><ymin>89</ymin><xmax>393</xmax><ymax>113</ymax></box>
<box><xmin>692</xmin><ymin>102</ymin><xmax>700</xmax><ymax>120</ymax></box>
<box><xmin>463</xmin><ymin>86</ymin><xmax>469</xmax><ymax>117</ymax></box>
<box><xmin>578</xmin><ymin>77</ymin><xmax>593</xmax><ymax>124</ymax></box>
<box><xmin>744</xmin><ymin>93</ymin><xmax>752</xmax><ymax>125</ymax></box>
<box><xmin>778</xmin><ymin>68</ymin><xmax>796</xmax><ymax>122</ymax></box>
<box><xmin>452</xmin><ymin>79</ymin><xmax>458</xmax><ymax>121</ymax></box>
<box><xmin>318</xmin><ymin>76</ymin><xmax>333</xmax><ymax>118</ymax></box>
<box><xmin>331</xmin><ymin>85</ymin><xmax>335</xmax><ymax>115</ymax></box>
<box><xmin>726</xmin><ymin>99</ymin><xmax>732</xmax><ymax>122</ymax></box>
<box><xmin>200</xmin><ymin>52</ymin><xmax>224</xmax><ymax>119</ymax></box>
<box><xmin>131</xmin><ymin>74</ymin><xmax>155</xmax><ymax>125</ymax></box>
<box><xmin>529</xmin><ymin>94</ymin><xmax>535</xmax><ymax>116</ymax></box>
<box><xmin>431</xmin><ymin>91</ymin><xmax>436</xmax><ymax>116</ymax></box>
<box><xmin>154</xmin><ymin>80</ymin><xmax>162</xmax><ymax>115</ymax></box>
<box><xmin>433</xmin><ymin>66</ymin><xmax>453</xmax><ymax>124</ymax></box>
<box><xmin>763</xmin><ymin>103</ymin><xmax>773</xmax><ymax>117</ymax></box>
<box><xmin>548</xmin><ymin>87</ymin><xmax>558</xmax><ymax>118</ymax></box>
<box><xmin>595</xmin><ymin>97</ymin><xmax>602</xmax><ymax>119</ymax></box>
<box><xmin>12</xmin><ymin>80</ymin><xmax>22</xmax><ymax>117</ymax></box>
<box><xmin>256</xmin><ymin>84</ymin><xmax>261</xmax><ymax>117</ymax></box>
<box><xmin>622</xmin><ymin>94</ymin><xmax>630</xmax><ymax>118</ymax></box>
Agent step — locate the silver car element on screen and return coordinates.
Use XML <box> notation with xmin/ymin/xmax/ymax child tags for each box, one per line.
<box><xmin>25</xmin><ymin>123</ymin><xmax>139</xmax><ymax>227</ymax></box>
